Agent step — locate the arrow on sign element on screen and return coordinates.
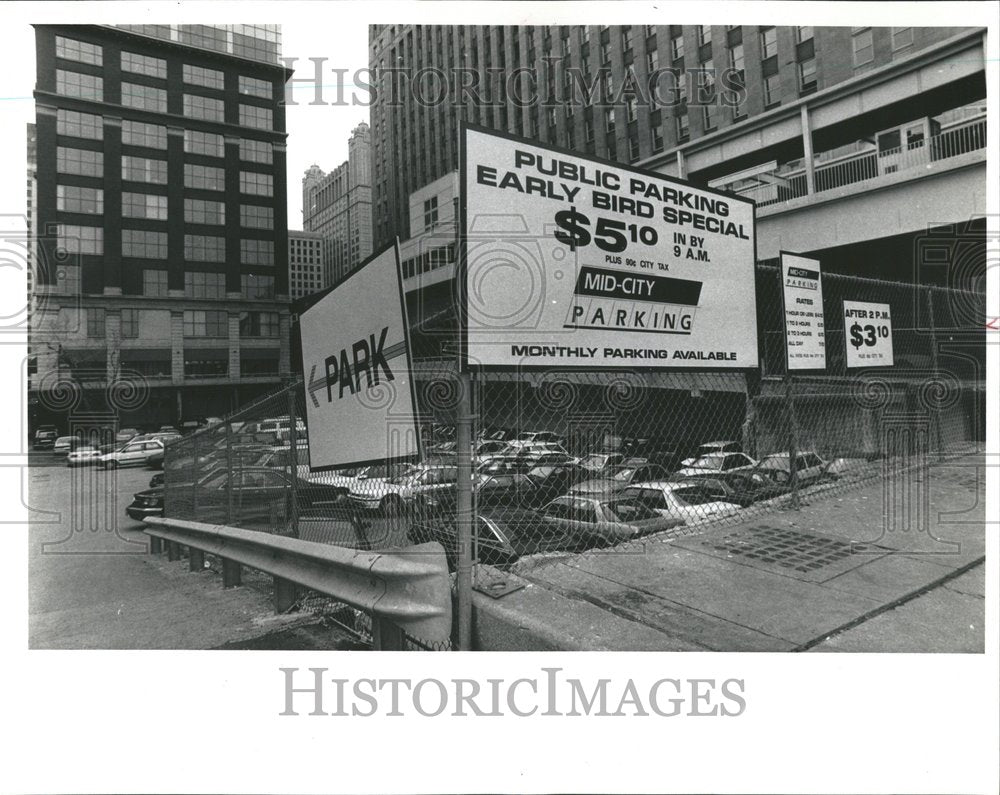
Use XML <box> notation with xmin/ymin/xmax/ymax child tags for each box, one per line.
<box><xmin>308</xmin><ymin>340</ymin><xmax>409</xmax><ymax>407</ymax></box>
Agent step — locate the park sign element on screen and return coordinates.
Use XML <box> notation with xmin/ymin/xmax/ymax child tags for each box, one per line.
<box><xmin>460</xmin><ymin>123</ymin><xmax>758</xmax><ymax>370</ymax></box>
<box><xmin>298</xmin><ymin>243</ymin><xmax>421</xmax><ymax>471</ymax></box>
<box><xmin>780</xmin><ymin>252</ymin><xmax>826</xmax><ymax>371</ymax></box>
<box><xmin>843</xmin><ymin>300</ymin><xmax>894</xmax><ymax>368</ymax></box>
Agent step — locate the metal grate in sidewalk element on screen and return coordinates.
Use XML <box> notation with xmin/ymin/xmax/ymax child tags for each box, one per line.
<box><xmin>705</xmin><ymin>525</ymin><xmax>875</xmax><ymax>573</ymax></box>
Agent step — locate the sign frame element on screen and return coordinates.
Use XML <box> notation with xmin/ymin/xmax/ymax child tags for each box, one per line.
<box><xmin>779</xmin><ymin>250</ymin><xmax>827</xmax><ymax>373</ymax></box>
<box><xmin>843</xmin><ymin>299</ymin><xmax>895</xmax><ymax>369</ymax></box>
<box><xmin>299</xmin><ymin>240</ymin><xmax>423</xmax><ymax>473</ymax></box>
<box><xmin>458</xmin><ymin>121</ymin><xmax>759</xmax><ymax>373</ymax></box>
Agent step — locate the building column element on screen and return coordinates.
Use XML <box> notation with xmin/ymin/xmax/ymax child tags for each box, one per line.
<box><xmin>801</xmin><ymin>105</ymin><xmax>816</xmax><ymax>195</ymax></box>
<box><xmin>170</xmin><ymin>311</ymin><xmax>184</xmax><ymax>385</ymax></box>
<box><xmin>279</xmin><ymin>312</ymin><xmax>291</xmax><ymax>376</ymax></box>
<box><xmin>676</xmin><ymin>150</ymin><xmax>686</xmax><ymax>179</ymax></box>
<box><xmin>228</xmin><ymin>311</ymin><xmax>241</xmax><ymax>380</ymax></box>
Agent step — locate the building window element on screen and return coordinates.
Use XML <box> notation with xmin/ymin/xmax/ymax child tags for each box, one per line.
<box><xmin>240</xmin><ymin>204</ymin><xmax>274</xmax><ymax>229</ymax></box>
<box><xmin>121</xmin><ymin>82</ymin><xmax>167</xmax><ymax>112</ymax></box>
<box><xmin>122</xmin><ymin>229</ymin><xmax>168</xmax><ymax>259</ymax></box>
<box><xmin>671</xmin><ymin>33</ymin><xmax>684</xmax><ymax>61</ymax></box>
<box><xmin>650</xmin><ymin>119</ymin><xmax>664</xmax><ymax>152</ymax></box>
<box><xmin>675</xmin><ymin>112</ymin><xmax>689</xmax><ymax>141</ymax></box>
<box><xmin>56</xmin><ymin>185</ymin><xmax>103</xmax><ymax>214</ymax></box>
<box><xmin>703</xmin><ymin>103</ymin><xmax>718</xmax><ymax>131</ymax></box>
<box><xmin>239</xmin><ymin>171</ymin><xmax>273</xmax><ymax>196</ymax></box>
<box><xmin>605</xmin><ymin>107</ymin><xmax>615</xmax><ymax>133</ymax></box>
<box><xmin>122</xmin><ymin>155</ymin><xmax>168</xmax><ymax>184</ymax></box>
<box><xmin>759</xmin><ymin>27</ymin><xmax>777</xmax><ymax>59</ymax></box>
<box><xmin>184</xmin><ymin>198</ymin><xmax>225</xmax><ymax>225</ymax></box>
<box><xmin>239</xmin><ymin>138</ymin><xmax>273</xmax><ymax>164</ymax></box>
<box><xmin>183</xmin><ymin>310</ymin><xmax>227</xmax><ymax>338</ymax></box>
<box><xmin>239</xmin><ymin>104</ymin><xmax>273</xmax><ymax>130</ymax></box>
<box><xmin>600</xmin><ymin>40</ymin><xmax>611</xmax><ymax>64</ymax></box>
<box><xmin>729</xmin><ymin>42</ymin><xmax>745</xmax><ymax>74</ymax></box>
<box><xmin>143</xmin><ymin>269</ymin><xmax>169</xmax><ymax>297</ymax></box>
<box><xmin>628</xmin><ymin>135</ymin><xmax>640</xmax><ymax>162</ymax></box>
<box><xmin>184</xmin><ymin>234</ymin><xmax>226</xmax><ymax>262</ymax></box>
<box><xmin>183</xmin><ymin>93</ymin><xmax>225</xmax><ymax>121</ymax></box>
<box><xmin>57</xmin><ymin>224</ymin><xmax>103</xmax><ymax>255</ymax></box>
<box><xmin>56</xmin><ymin>70</ymin><xmax>104</xmax><ymax>101</ymax></box>
<box><xmin>238</xmin><ymin>75</ymin><xmax>273</xmax><ymax>99</ymax></box>
<box><xmin>423</xmin><ymin>197</ymin><xmax>438</xmax><ymax>231</ymax></box>
<box><xmin>121</xmin><ymin>309</ymin><xmax>140</xmax><ymax>339</ymax></box>
<box><xmin>795</xmin><ymin>27</ymin><xmax>813</xmax><ymax>44</ymax></box>
<box><xmin>892</xmin><ymin>27</ymin><xmax>913</xmax><ymax>51</ymax></box>
<box><xmin>239</xmin><ymin>311</ymin><xmax>279</xmax><ymax>337</ymax></box>
<box><xmin>763</xmin><ymin>73</ymin><xmax>781</xmax><ymax>107</ymax></box>
<box><xmin>184</xmin><ymin>271</ymin><xmax>226</xmax><ymax>299</ymax></box>
<box><xmin>183</xmin><ymin>129</ymin><xmax>225</xmax><ymax>157</ymax></box>
<box><xmin>122</xmin><ymin>120</ymin><xmax>167</xmax><ymax>149</ymax></box>
<box><xmin>240</xmin><ymin>239</ymin><xmax>274</xmax><ymax>265</ymax></box>
<box><xmin>55</xmin><ymin>35</ymin><xmax>103</xmax><ymax>66</ymax></box>
<box><xmin>697</xmin><ymin>25</ymin><xmax>711</xmax><ymax>47</ymax></box>
<box><xmin>56</xmin><ymin>109</ymin><xmax>103</xmax><ymax>140</ymax></box>
<box><xmin>241</xmin><ymin>274</ymin><xmax>274</xmax><ymax>299</ymax></box>
<box><xmin>185</xmin><ymin>163</ymin><xmax>225</xmax><ymax>191</ymax></box>
<box><xmin>621</xmin><ymin>26</ymin><xmax>633</xmax><ymax>52</ymax></box>
<box><xmin>626</xmin><ymin>95</ymin><xmax>638</xmax><ymax>122</ymax></box>
<box><xmin>798</xmin><ymin>57</ymin><xmax>817</xmax><ymax>93</ymax></box>
<box><xmin>86</xmin><ymin>308</ymin><xmax>105</xmax><ymax>338</ymax></box>
<box><xmin>584</xmin><ymin>119</ymin><xmax>594</xmax><ymax>143</ymax></box>
<box><xmin>121</xmin><ymin>51</ymin><xmax>167</xmax><ymax>78</ymax></box>
<box><xmin>122</xmin><ymin>192</ymin><xmax>167</xmax><ymax>220</ymax></box>
<box><xmin>646</xmin><ymin>48</ymin><xmax>659</xmax><ymax>76</ymax></box>
<box><xmin>852</xmin><ymin>29</ymin><xmax>873</xmax><ymax>67</ymax></box>
<box><xmin>183</xmin><ymin>63</ymin><xmax>225</xmax><ymax>89</ymax></box>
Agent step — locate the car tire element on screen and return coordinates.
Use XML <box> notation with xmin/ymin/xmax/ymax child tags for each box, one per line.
<box><xmin>104</xmin><ymin>460</ymin><xmax>118</xmax><ymax>470</ymax></box>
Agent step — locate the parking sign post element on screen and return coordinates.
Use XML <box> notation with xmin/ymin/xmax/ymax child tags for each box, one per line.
<box><xmin>455</xmin><ymin>369</ymin><xmax>474</xmax><ymax>651</ymax></box>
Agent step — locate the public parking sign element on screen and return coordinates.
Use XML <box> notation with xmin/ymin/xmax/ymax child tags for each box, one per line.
<box><xmin>461</xmin><ymin>124</ymin><xmax>758</xmax><ymax>370</ymax></box>
<box><xmin>298</xmin><ymin>243</ymin><xmax>421</xmax><ymax>471</ymax></box>
<box><xmin>843</xmin><ymin>300</ymin><xmax>894</xmax><ymax>368</ymax></box>
<box><xmin>781</xmin><ymin>252</ymin><xmax>826</xmax><ymax>371</ymax></box>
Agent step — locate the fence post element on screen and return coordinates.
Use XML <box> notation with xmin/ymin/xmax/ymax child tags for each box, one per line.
<box><xmin>287</xmin><ymin>379</ymin><xmax>300</xmax><ymax>538</ymax></box>
<box><xmin>455</xmin><ymin>369</ymin><xmax>474</xmax><ymax>651</ymax></box>
<box><xmin>926</xmin><ymin>287</ymin><xmax>944</xmax><ymax>461</ymax></box>
<box><xmin>191</xmin><ymin>431</ymin><xmax>199</xmax><ymax>515</ymax></box>
<box><xmin>225</xmin><ymin>420</ymin><xmax>234</xmax><ymax>523</ymax></box>
<box><xmin>784</xmin><ymin>372</ymin><xmax>801</xmax><ymax>509</ymax></box>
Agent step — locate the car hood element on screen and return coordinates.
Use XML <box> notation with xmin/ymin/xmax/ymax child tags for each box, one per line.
<box><xmin>133</xmin><ymin>488</ymin><xmax>163</xmax><ymax>500</ymax></box>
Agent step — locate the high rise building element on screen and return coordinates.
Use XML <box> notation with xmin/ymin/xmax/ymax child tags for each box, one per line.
<box><xmin>287</xmin><ymin>230</ymin><xmax>326</xmax><ymax>299</ymax></box>
<box><xmin>369</xmin><ymin>25</ymin><xmax>985</xmax><ymax>264</ymax></box>
<box><xmin>30</xmin><ymin>24</ymin><xmax>293</xmax><ymax>429</ymax></box>
<box><xmin>301</xmin><ymin>121</ymin><xmax>373</xmax><ymax>286</ymax></box>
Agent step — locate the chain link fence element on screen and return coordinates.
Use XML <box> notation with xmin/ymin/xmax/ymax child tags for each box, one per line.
<box><xmin>161</xmin><ymin>266</ymin><xmax>984</xmax><ymax>645</ymax></box>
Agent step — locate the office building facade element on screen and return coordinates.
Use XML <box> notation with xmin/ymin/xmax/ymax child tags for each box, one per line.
<box><xmin>288</xmin><ymin>230</ymin><xmax>326</xmax><ymax>299</ymax></box>
<box><xmin>30</xmin><ymin>24</ymin><xmax>293</xmax><ymax>429</ymax></box>
<box><xmin>301</xmin><ymin>121</ymin><xmax>374</xmax><ymax>286</ymax></box>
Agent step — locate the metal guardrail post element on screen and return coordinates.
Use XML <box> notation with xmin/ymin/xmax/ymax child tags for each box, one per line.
<box><xmin>222</xmin><ymin>558</ymin><xmax>242</xmax><ymax>588</ymax></box>
<box><xmin>274</xmin><ymin>577</ymin><xmax>296</xmax><ymax>612</ymax></box>
<box><xmin>372</xmin><ymin>616</ymin><xmax>405</xmax><ymax>650</ymax></box>
<box><xmin>189</xmin><ymin>548</ymin><xmax>204</xmax><ymax>571</ymax></box>
<box><xmin>287</xmin><ymin>379</ymin><xmax>300</xmax><ymax>538</ymax></box>
<box><xmin>149</xmin><ymin>537</ymin><xmax>162</xmax><ymax>555</ymax></box>
<box><xmin>455</xmin><ymin>369</ymin><xmax>474</xmax><ymax>651</ymax></box>
<box><xmin>926</xmin><ymin>287</ymin><xmax>944</xmax><ymax>461</ymax></box>
<box><xmin>167</xmin><ymin>541</ymin><xmax>180</xmax><ymax>561</ymax></box>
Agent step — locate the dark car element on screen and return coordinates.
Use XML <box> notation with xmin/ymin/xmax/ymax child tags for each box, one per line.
<box><xmin>407</xmin><ymin>508</ymin><xmax>577</xmax><ymax>571</ymax></box>
<box><xmin>149</xmin><ymin>472</ymin><xmax>164</xmax><ymax>489</ymax></box>
<box><xmin>671</xmin><ymin>469</ymin><xmax>789</xmax><ymax>507</ymax></box>
<box><xmin>126</xmin><ymin>488</ymin><xmax>164</xmax><ymax>521</ymax></box>
<box><xmin>525</xmin><ymin>463</ymin><xmax>592</xmax><ymax>505</ymax></box>
<box><xmin>33</xmin><ymin>429</ymin><xmax>58</xmax><ymax>451</ymax></box>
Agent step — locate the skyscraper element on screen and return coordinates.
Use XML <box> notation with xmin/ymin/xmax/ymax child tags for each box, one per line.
<box><xmin>30</xmin><ymin>24</ymin><xmax>293</xmax><ymax>428</ymax></box>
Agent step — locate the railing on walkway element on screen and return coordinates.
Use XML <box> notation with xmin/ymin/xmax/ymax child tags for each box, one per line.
<box><xmin>143</xmin><ymin>517</ymin><xmax>453</xmax><ymax>650</ymax></box>
<box><xmin>729</xmin><ymin>118</ymin><xmax>986</xmax><ymax>209</ymax></box>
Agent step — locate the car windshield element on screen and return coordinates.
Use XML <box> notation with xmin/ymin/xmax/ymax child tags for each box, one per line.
<box><xmin>604</xmin><ymin>499</ymin><xmax>658</xmax><ymax>522</ymax></box>
<box><xmin>611</xmin><ymin>466</ymin><xmax>638</xmax><ymax>481</ymax></box>
<box><xmin>672</xmin><ymin>487</ymin><xmax>722</xmax><ymax>507</ymax></box>
<box><xmin>689</xmin><ymin>454</ymin><xmax>726</xmax><ymax>470</ymax></box>
<box><xmin>759</xmin><ymin>456</ymin><xmax>789</xmax><ymax>469</ymax></box>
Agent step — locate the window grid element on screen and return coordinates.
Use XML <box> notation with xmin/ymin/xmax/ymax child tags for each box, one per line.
<box><xmin>239</xmin><ymin>104</ymin><xmax>273</xmax><ymax>130</ymax></box>
<box><xmin>55</xmin><ymin>36</ymin><xmax>103</xmax><ymax>66</ymax></box>
<box><xmin>122</xmin><ymin>155</ymin><xmax>168</xmax><ymax>184</ymax></box>
<box><xmin>121</xmin><ymin>51</ymin><xmax>167</xmax><ymax>78</ymax></box>
<box><xmin>143</xmin><ymin>269</ymin><xmax>169</xmax><ymax>297</ymax></box>
<box><xmin>242</xmin><ymin>274</ymin><xmax>275</xmax><ymax>299</ymax></box>
<box><xmin>86</xmin><ymin>308</ymin><xmax>105</xmax><ymax>338</ymax></box>
<box><xmin>183</xmin><ymin>93</ymin><xmax>225</xmax><ymax>121</ymax></box>
<box><xmin>239</xmin><ymin>311</ymin><xmax>279</xmax><ymax>337</ymax></box>
<box><xmin>122</xmin><ymin>229</ymin><xmax>168</xmax><ymax>259</ymax></box>
<box><xmin>56</xmin><ymin>109</ymin><xmax>103</xmax><ymax>140</ymax></box>
<box><xmin>56</xmin><ymin>70</ymin><xmax>104</xmax><ymax>101</ymax></box>
<box><xmin>122</xmin><ymin>120</ymin><xmax>167</xmax><ymax>149</ymax></box>
<box><xmin>57</xmin><ymin>224</ymin><xmax>103</xmax><ymax>255</ymax></box>
<box><xmin>121</xmin><ymin>309</ymin><xmax>140</xmax><ymax>339</ymax></box>
<box><xmin>184</xmin><ymin>271</ymin><xmax>226</xmax><ymax>299</ymax></box>
<box><xmin>184</xmin><ymin>163</ymin><xmax>225</xmax><ymax>191</ymax></box>
<box><xmin>57</xmin><ymin>146</ymin><xmax>103</xmax><ymax>177</ymax></box>
<box><xmin>184</xmin><ymin>198</ymin><xmax>226</xmax><ymax>225</ymax></box>
<box><xmin>239</xmin><ymin>139</ymin><xmax>273</xmax><ymax>164</ymax></box>
<box><xmin>240</xmin><ymin>239</ymin><xmax>274</xmax><ymax>265</ymax></box>
<box><xmin>182</xmin><ymin>63</ymin><xmax>225</xmax><ymax>89</ymax></box>
<box><xmin>238</xmin><ymin>75</ymin><xmax>273</xmax><ymax>99</ymax></box>
<box><xmin>239</xmin><ymin>171</ymin><xmax>273</xmax><ymax>196</ymax></box>
<box><xmin>183</xmin><ymin>129</ymin><xmax>225</xmax><ymax>157</ymax></box>
<box><xmin>121</xmin><ymin>82</ymin><xmax>167</xmax><ymax>112</ymax></box>
<box><xmin>240</xmin><ymin>204</ymin><xmax>274</xmax><ymax>229</ymax></box>
<box><xmin>122</xmin><ymin>192</ymin><xmax>167</xmax><ymax>220</ymax></box>
<box><xmin>184</xmin><ymin>234</ymin><xmax>226</xmax><ymax>262</ymax></box>
<box><xmin>183</xmin><ymin>310</ymin><xmax>227</xmax><ymax>338</ymax></box>
<box><xmin>57</xmin><ymin>184</ymin><xmax>104</xmax><ymax>214</ymax></box>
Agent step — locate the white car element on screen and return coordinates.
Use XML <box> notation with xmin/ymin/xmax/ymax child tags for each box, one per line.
<box><xmin>579</xmin><ymin>452</ymin><xmax>626</xmax><ymax>472</ymax></box>
<box><xmin>755</xmin><ymin>451</ymin><xmax>831</xmax><ymax>486</ymax></box>
<box><xmin>67</xmin><ymin>445</ymin><xmax>105</xmax><ymax>467</ymax></box>
<box><xmin>623</xmin><ymin>481</ymin><xmax>741</xmax><ymax>525</ymax></box>
<box><xmin>681</xmin><ymin>440</ymin><xmax>743</xmax><ymax>467</ymax></box>
<box><xmin>348</xmin><ymin>464</ymin><xmax>458</xmax><ymax>514</ymax></box>
<box><xmin>673</xmin><ymin>451</ymin><xmax>757</xmax><ymax>479</ymax></box>
<box><xmin>100</xmin><ymin>438</ymin><xmax>165</xmax><ymax>469</ymax></box>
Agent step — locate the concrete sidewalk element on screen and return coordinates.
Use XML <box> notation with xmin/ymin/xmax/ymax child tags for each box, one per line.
<box><xmin>473</xmin><ymin>454</ymin><xmax>987</xmax><ymax>651</ymax></box>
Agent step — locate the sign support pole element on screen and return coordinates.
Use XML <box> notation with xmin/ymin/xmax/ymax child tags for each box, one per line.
<box><xmin>455</xmin><ymin>369</ymin><xmax>474</xmax><ymax>651</ymax></box>
<box><xmin>784</xmin><ymin>369</ymin><xmax>801</xmax><ymax>510</ymax></box>
<box><xmin>925</xmin><ymin>287</ymin><xmax>944</xmax><ymax>461</ymax></box>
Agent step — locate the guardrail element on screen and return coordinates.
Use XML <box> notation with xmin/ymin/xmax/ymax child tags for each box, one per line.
<box><xmin>143</xmin><ymin>517</ymin><xmax>453</xmax><ymax>649</ymax></box>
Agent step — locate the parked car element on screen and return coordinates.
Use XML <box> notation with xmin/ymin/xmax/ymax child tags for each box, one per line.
<box><xmin>754</xmin><ymin>451</ymin><xmax>833</xmax><ymax>487</ymax></box>
<box><xmin>578</xmin><ymin>451</ymin><xmax>627</xmax><ymax>472</ymax></box>
<box><xmin>310</xmin><ymin>461</ymin><xmax>418</xmax><ymax>494</ymax></box>
<box><xmin>348</xmin><ymin>463</ymin><xmax>458</xmax><ymax>515</ymax></box>
<box><xmin>115</xmin><ymin>428</ymin><xmax>140</xmax><ymax>444</ymax></box>
<box><xmin>52</xmin><ymin>435</ymin><xmax>78</xmax><ymax>457</ymax></box>
<box><xmin>66</xmin><ymin>444</ymin><xmax>105</xmax><ymax>467</ymax></box>
<box><xmin>158</xmin><ymin>425</ymin><xmax>180</xmax><ymax>435</ymax></box>
<box><xmin>681</xmin><ymin>440</ymin><xmax>743</xmax><ymax>467</ymax></box>
<box><xmin>407</xmin><ymin>508</ymin><xmax>578</xmax><ymax>571</ymax></box>
<box><xmin>149</xmin><ymin>472</ymin><xmax>164</xmax><ymax>489</ymax></box>
<box><xmin>415</xmin><ymin>472</ymin><xmax>539</xmax><ymax>514</ymax></box>
<box><xmin>538</xmin><ymin>492</ymin><xmax>682</xmax><ymax>545</ymax></box>
<box><xmin>673</xmin><ymin>452</ymin><xmax>757</xmax><ymax>479</ymax></box>
<box><xmin>474</xmin><ymin>439</ymin><xmax>509</xmax><ymax>458</ymax></box>
<box><xmin>33</xmin><ymin>429</ymin><xmax>58</xmax><ymax>451</ymax></box>
<box><xmin>125</xmin><ymin>487</ymin><xmax>165</xmax><ymax>521</ymax></box>
<box><xmin>673</xmin><ymin>469</ymin><xmax>790</xmax><ymax>507</ymax></box>
<box><xmin>244</xmin><ymin>443</ymin><xmax>311</xmax><ymax>480</ymax></box>
<box><xmin>100</xmin><ymin>438</ymin><xmax>165</xmax><ymax>469</ymax></box>
<box><xmin>570</xmin><ymin>462</ymin><xmax>671</xmax><ymax>496</ymax></box>
<box><xmin>623</xmin><ymin>481</ymin><xmax>742</xmax><ymax>525</ymax></box>
<box><xmin>524</xmin><ymin>463</ymin><xmax>593</xmax><ymax>506</ymax></box>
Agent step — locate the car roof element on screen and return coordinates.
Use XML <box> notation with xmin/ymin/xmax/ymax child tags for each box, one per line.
<box><xmin>627</xmin><ymin>480</ymin><xmax>706</xmax><ymax>491</ymax></box>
